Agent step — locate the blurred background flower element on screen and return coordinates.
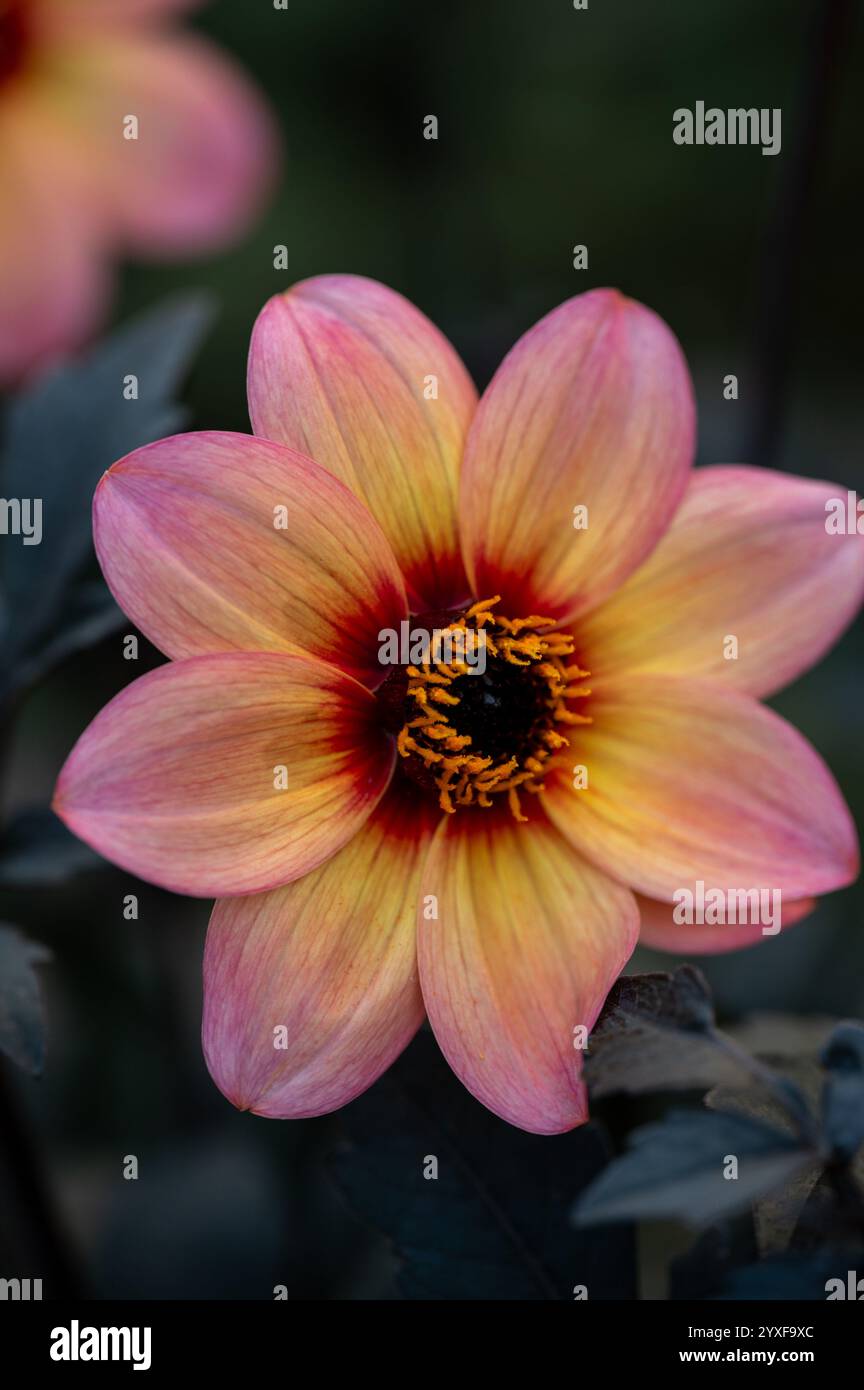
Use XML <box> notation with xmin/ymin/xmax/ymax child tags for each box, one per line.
<box><xmin>0</xmin><ymin>0</ymin><xmax>277</xmax><ymax>384</ymax></box>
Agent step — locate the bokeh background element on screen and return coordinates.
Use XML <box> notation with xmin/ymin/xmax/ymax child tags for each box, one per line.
<box><xmin>1</xmin><ymin>0</ymin><xmax>862</xmax><ymax>1299</ymax></box>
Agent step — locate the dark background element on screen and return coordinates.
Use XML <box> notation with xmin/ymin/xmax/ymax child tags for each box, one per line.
<box><xmin>1</xmin><ymin>0</ymin><xmax>862</xmax><ymax>1299</ymax></box>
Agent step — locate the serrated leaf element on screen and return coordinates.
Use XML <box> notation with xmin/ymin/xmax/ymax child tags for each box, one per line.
<box><xmin>0</xmin><ymin>923</ymin><xmax>52</xmax><ymax>1074</ymax></box>
<box><xmin>0</xmin><ymin>295</ymin><xmax>214</xmax><ymax>701</ymax></box>
<box><xmin>574</xmin><ymin>1109</ymin><xmax>813</xmax><ymax>1229</ymax></box>
<box><xmin>585</xmin><ymin>966</ymin><xmax>738</xmax><ymax>1098</ymax></box>
<box><xmin>0</xmin><ymin>807</ymin><xmax>102</xmax><ymax>887</ymax></box>
<box><xmin>331</xmin><ymin>1030</ymin><xmax>636</xmax><ymax>1300</ymax></box>
<box><xmin>597</xmin><ymin>965</ymin><xmax>716</xmax><ymax>1033</ymax></box>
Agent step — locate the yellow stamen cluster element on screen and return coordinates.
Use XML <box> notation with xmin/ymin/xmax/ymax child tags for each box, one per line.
<box><xmin>395</xmin><ymin>596</ymin><xmax>591</xmax><ymax>821</ymax></box>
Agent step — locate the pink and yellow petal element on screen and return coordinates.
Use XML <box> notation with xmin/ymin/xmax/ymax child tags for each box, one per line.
<box><xmin>37</xmin><ymin>32</ymin><xmax>276</xmax><ymax>253</ymax></box>
<box><xmin>53</xmin><ymin>652</ymin><xmax>393</xmax><ymax>897</ymax></box>
<box><xmin>248</xmin><ymin>275</ymin><xmax>478</xmax><ymax>610</ymax></box>
<box><xmin>636</xmin><ymin>893</ymin><xmax>816</xmax><ymax>956</ymax></box>
<box><xmin>459</xmin><ymin>289</ymin><xmax>695</xmax><ymax>624</ymax></box>
<box><xmin>203</xmin><ymin>780</ymin><xmax>441</xmax><ymax>1117</ymax></box>
<box><xmin>544</xmin><ymin>675</ymin><xmax>858</xmax><ymax>904</ymax></box>
<box><xmin>0</xmin><ymin>100</ymin><xmax>109</xmax><ymax>383</ymax></box>
<box><xmin>34</xmin><ymin>0</ymin><xmax>201</xmax><ymax>34</ymax></box>
<box><xmin>94</xmin><ymin>432</ymin><xmax>407</xmax><ymax>687</ymax></box>
<box><xmin>579</xmin><ymin>466</ymin><xmax>864</xmax><ymax>698</ymax></box>
<box><xmin>417</xmin><ymin>808</ymin><xmax>639</xmax><ymax>1134</ymax></box>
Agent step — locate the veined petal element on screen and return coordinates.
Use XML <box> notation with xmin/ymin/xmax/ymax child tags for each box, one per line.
<box><xmin>247</xmin><ymin>275</ymin><xmax>478</xmax><ymax>609</ymax></box>
<box><xmin>417</xmin><ymin>808</ymin><xmax>638</xmax><ymax>1134</ymax></box>
<box><xmin>579</xmin><ymin>466</ymin><xmax>864</xmax><ymax>697</ymax></box>
<box><xmin>203</xmin><ymin>780</ymin><xmax>440</xmax><ymax>1117</ymax></box>
<box><xmin>636</xmin><ymin>893</ymin><xmax>816</xmax><ymax>955</ymax></box>
<box><xmin>53</xmin><ymin>652</ymin><xmax>393</xmax><ymax>896</ymax></box>
<box><xmin>544</xmin><ymin>675</ymin><xmax>858</xmax><ymax>903</ymax></box>
<box><xmin>459</xmin><ymin>289</ymin><xmax>695</xmax><ymax>623</ymax></box>
<box><xmin>94</xmin><ymin>432</ymin><xmax>407</xmax><ymax>687</ymax></box>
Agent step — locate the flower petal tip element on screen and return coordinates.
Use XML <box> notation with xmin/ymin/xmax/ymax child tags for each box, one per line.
<box><xmin>51</xmin><ymin>652</ymin><xmax>392</xmax><ymax>897</ymax></box>
<box><xmin>459</xmin><ymin>285</ymin><xmax>695</xmax><ymax>622</ymax></box>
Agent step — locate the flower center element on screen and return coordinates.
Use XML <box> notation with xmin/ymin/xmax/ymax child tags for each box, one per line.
<box><xmin>0</xmin><ymin>2</ymin><xmax>30</xmax><ymax>89</ymax></box>
<box><xmin>377</xmin><ymin>596</ymin><xmax>591</xmax><ymax>822</ymax></box>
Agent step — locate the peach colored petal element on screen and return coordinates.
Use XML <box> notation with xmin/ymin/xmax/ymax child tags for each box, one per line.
<box><xmin>39</xmin><ymin>32</ymin><xmax>276</xmax><ymax>254</ymax></box>
<box><xmin>459</xmin><ymin>289</ymin><xmax>695</xmax><ymax>623</ymax></box>
<box><xmin>544</xmin><ymin>675</ymin><xmax>858</xmax><ymax>903</ymax></box>
<box><xmin>203</xmin><ymin>780</ymin><xmax>440</xmax><ymax>1117</ymax></box>
<box><xmin>94</xmin><ymin>432</ymin><xmax>408</xmax><ymax>688</ymax></box>
<box><xmin>0</xmin><ymin>100</ymin><xmax>108</xmax><ymax>383</ymax></box>
<box><xmin>34</xmin><ymin>0</ymin><xmax>201</xmax><ymax>35</ymax></box>
<box><xmin>247</xmin><ymin>275</ymin><xmax>478</xmax><ymax>610</ymax></box>
<box><xmin>53</xmin><ymin>652</ymin><xmax>393</xmax><ymax>897</ymax></box>
<box><xmin>636</xmin><ymin>893</ymin><xmax>816</xmax><ymax>955</ymax></box>
<box><xmin>579</xmin><ymin>466</ymin><xmax>864</xmax><ymax>698</ymax></box>
<box><xmin>417</xmin><ymin>807</ymin><xmax>639</xmax><ymax>1134</ymax></box>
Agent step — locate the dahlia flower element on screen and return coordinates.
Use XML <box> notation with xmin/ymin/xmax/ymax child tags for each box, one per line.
<box><xmin>0</xmin><ymin>0</ymin><xmax>275</xmax><ymax>383</ymax></box>
<box><xmin>54</xmin><ymin>277</ymin><xmax>863</xmax><ymax>1133</ymax></box>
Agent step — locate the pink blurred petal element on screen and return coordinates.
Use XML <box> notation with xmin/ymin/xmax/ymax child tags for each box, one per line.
<box><xmin>45</xmin><ymin>32</ymin><xmax>277</xmax><ymax>254</ymax></box>
<box><xmin>0</xmin><ymin>100</ymin><xmax>109</xmax><ymax>383</ymax></box>
<box><xmin>34</xmin><ymin>0</ymin><xmax>202</xmax><ymax>35</ymax></box>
